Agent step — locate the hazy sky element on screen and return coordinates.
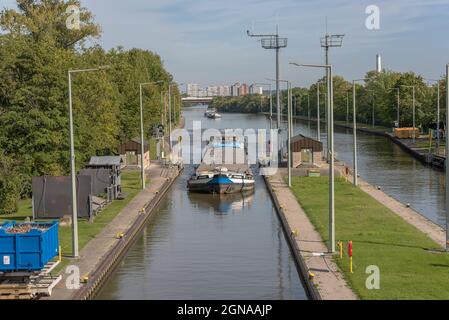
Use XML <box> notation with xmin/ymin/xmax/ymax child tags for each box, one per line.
<box><xmin>3</xmin><ymin>0</ymin><xmax>449</xmax><ymax>90</ymax></box>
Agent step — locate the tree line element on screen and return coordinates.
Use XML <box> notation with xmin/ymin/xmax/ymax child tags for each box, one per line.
<box><xmin>212</xmin><ymin>70</ymin><xmax>447</xmax><ymax>131</ymax></box>
<box><xmin>0</xmin><ymin>0</ymin><xmax>179</xmax><ymax>214</ymax></box>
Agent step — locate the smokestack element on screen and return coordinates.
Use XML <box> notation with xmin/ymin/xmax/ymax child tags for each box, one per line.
<box><xmin>376</xmin><ymin>54</ymin><xmax>382</xmax><ymax>73</ymax></box>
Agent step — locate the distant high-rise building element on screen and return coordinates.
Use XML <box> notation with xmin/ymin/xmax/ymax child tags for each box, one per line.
<box><xmin>207</xmin><ymin>86</ymin><xmax>219</xmax><ymax>97</ymax></box>
<box><xmin>218</xmin><ymin>85</ymin><xmax>231</xmax><ymax>97</ymax></box>
<box><xmin>240</xmin><ymin>83</ymin><xmax>249</xmax><ymax>96</ymax></box>
<box><xmin>231</xmin><ymin>82</ymin><xmax>240</xmax><ymax>97</ymax></box>
<box><xmin>249</xmin><ymin>84</ymin><xmax>263</xmax><ymax>95</ymax></box>
<box><xmin>187</xmin><ymin>83</ymin><xmax>200</xmax><ymax>97</ymax></box>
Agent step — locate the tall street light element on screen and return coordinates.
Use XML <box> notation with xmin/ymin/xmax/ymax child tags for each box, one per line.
<box><xmin>387</xmin><ymin>87</ymin><xmax>400</xmax><ymax>128</ymax></box>
<box><xmin>247</xmin><ymin>26</ymin><xmax>288</xmax><ymax>133</ymax></box>
<box><xmin>316</xmin><ymin>80</ymin><xmax>325</xmax><ymax>142</ymax></box>
<box><xmin>424</xmin><ymin>78</ymin><xmax>441</xmax><ymax>154</ymax></box>
<box><xmin>445</xmin><ymin>63</ymin><xmax>449</xmax><ymax>252</ymax></box>
<box><xmin>351</xmin><ymin>78</ymin><xmax>370</xmax><ymax>186</ymax></box>
<box><xmin>253</xmin><ymin>82</ymin><xmax>273</xmax><ymax>129</ymax></box>
<box><xmin>265</xmin><ymin>78</ymin><xmax>291</xmax><ymax>144</ymax></box>
<box><xmin>68</xmin><ymin>65</ymin><xmax>109</xmax><ymax>258</ymax></box>
<box><xmin>346</xmin><ymin>90</ymin><xmax>350</xmax><ymax>125</ymax></box>
<box><xmin>291</xmin><ymin>62</ymin><xmax>335</xmax><ymax>253</ymax></box>
<box><xmin>365</xmin><ymin>89</ymin><xmax>376</xmax><ymax>128</ymax></box>
<box><xmin>168</xmin><ymin>82</ymin><xmax>183</xmax><ymax>153</ymax></box>
<box><xmin>400</xmin><ymin>85</ymin><xmax>416</xmax><ymax>143</ymax></box>
<box><xmin>140</xmin><ymin>80</ymin><xmax>163</xmax><ymax>189</ymax></box>
<box><xmin>287</xmin><ymin>82</ymin><xmax>293</xmax><ymax>187</ymax></box>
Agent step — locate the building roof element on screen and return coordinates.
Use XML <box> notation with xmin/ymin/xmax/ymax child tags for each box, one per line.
<box><xmin>291</xmin><ymin>134</ymin><xmax>321</xmax><ymax>144</ymax></box>
<box><xmin>128</xmin><ymin>137</ymin><xmax>149</xmax><ymax>146</ymax></box>
<box><xmin>88</xmin><ymin>156</ymin><xmax>122</xmax><ymax>166</ymax></box>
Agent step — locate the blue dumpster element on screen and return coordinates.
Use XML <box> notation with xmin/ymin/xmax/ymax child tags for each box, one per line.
<box><xmin>0</xmin><ymin>221</ymin><xmax>59</xmax><ymax>272</ymax></box>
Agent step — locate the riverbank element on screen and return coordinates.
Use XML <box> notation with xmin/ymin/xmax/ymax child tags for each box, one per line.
<box><xmin>264</xmin><ymin>170</ymin><xmax>357</xmax><ymax>300</ymax></box>
<box><xmin>48</xmin><ymin>163</ymin><xmax>181</xmax><ymax>300</ymax></box>
<box><xmin>289</xmin><ymin>174</ymin><xmax>449</xmax><ymax>299</ymax></box>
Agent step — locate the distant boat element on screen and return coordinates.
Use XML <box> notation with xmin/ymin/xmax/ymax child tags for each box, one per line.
<box><xmin>204</xmin><ymin>108</ymin><xmax>221</xmax><ymax>119</ymax></box>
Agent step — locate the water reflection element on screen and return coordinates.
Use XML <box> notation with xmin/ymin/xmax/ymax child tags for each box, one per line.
<box><xmin>187</xmin><ymin>190</ymin><xmax>255</xmax><ymax>214</ymax></box>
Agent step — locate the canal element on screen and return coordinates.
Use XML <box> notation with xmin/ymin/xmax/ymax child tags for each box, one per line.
<box><xmin>98</xmin><ymin>107</ymin><xmax>445</xmax><ymax>299</ymax></box>
<box><xmin>97</xmin><ymin>107</ymin><xmax>307</xmax><ymax>300</ymax></box>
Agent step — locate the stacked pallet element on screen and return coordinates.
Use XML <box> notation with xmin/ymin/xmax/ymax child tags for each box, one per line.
<box><xmin>393</xmin><ymin>127</ymin><xmax>420</xmax><ymax>139</ymax></box>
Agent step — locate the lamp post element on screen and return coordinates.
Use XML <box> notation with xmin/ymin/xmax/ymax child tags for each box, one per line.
<box><xmin>365</xmin><ymin>89</ymin><xmax>375</xmax><ymax>128</ymax></box>
<box><xmin>424</xmin><ymin>78</ymin><xmax>441</xmax><ymax>154</ymax></box>
<box><xmin>290</xmin><ymin>62</ymin><xmax>335</xmax><ymax>253</ymax></box>
<box><xmin>68</xmin><ymin>65</ymin><xmax>109</xmax><ymax>258</ymax></box>
<box><xmin>168</xmin><ymin>83</ymin><xmax>183</xmax><ymax>152</ymax></box>
<box><xmin>287</xmin><ymin>82</ymin><xmax>292</xmax><ymax>187</ymax></box>
<box><xmin>140</xmin><ymin>81</ymin><xmax>163</xmax><ymax>189</ymax></box>
<box><xmin>316</xmin><ymin>80</ymin><xmax>325</xmax><ymax>142</ymax></box>
<box><xmin>346</xmin><ymin>90</ymin><xmax>350</xmax><ymax>124</ymax></box>
<box><xmin>400</xmin><ymin>85</ymin><xmax>416</xmax><ymax>142</ymax></box>
<box><xmin>351</xmin><ymin>78</ymin><xmax>371</xmax><ymax>186</ymax></box>
<box><xmin>387</xmin><ymin>88</ymin><xmax>400</xmax><ymax>128</ymax></box>
<box><xmin>253</xmin><ymin>82</ymin><xmax>273</xmax><ymax>129</ymax></box>
<box><xmin>445</xmin><ymin>64</ymin><xmax>449</xmax><ymax>251</ymax></box>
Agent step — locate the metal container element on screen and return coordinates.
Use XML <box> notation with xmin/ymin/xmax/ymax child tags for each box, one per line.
<box><xmin>0</xmin><ymin>221</ymin><xmax>59</xmax><ymax>272</ymax></box>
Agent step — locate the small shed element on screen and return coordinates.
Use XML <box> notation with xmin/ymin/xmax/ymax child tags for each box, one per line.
<box><xmin>290</xmin><ymin>135</ymin><xmax>323</xmax><ymax>167</ymax></box>
<box><xmin>83</xmin><ymin>156</ymin><xmax>122</xmax><ymax>199</ymax></box>
<box><xmin>119</xmin><ymin>137</ymin><xmax>150</xmax><ymax>169</ymax></box>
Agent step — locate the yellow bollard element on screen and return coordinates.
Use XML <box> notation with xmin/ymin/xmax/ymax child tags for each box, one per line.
<box><xmin>338</xmin><ymin>241</ymin><xmax>343</xmax><ymax>259</ymax></box>
<box><xmin>58</xmin><ymin>245</ymin><xmax>62</xmax><ymax>262</ymax></box>
<box><xmin>350</xmin><ymin>256</ymin><xmax>353</xmax><ymax>273</ymax></box>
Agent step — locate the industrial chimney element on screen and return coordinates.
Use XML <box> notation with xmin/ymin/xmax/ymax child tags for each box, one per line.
<box><xmin>376</xmin><ymin>54</ymin><xmax>382</xmax><ymax>73</ymax></box>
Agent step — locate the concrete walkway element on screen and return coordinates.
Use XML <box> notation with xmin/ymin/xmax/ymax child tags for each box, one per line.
<box><xmin>49</xmin><ymin>163</ymin><xmax>178</xmax><ymax>299</ymax></box>
<box><xmin>266</xmin><ymin>171</ymin><xmax>357</xmax><ymax>300</ymax></box>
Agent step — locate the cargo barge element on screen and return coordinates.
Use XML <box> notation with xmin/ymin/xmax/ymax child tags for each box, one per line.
<box><xmin>187</xmin><ymin>135</ymin><xmax>255</xmax><ymax>194</ymax></box>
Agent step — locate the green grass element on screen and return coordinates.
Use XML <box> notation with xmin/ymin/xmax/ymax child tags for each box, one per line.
<box><xmin>1</xmin><ymin>171</ymin><xmax>144</xmax><ymax>272</ymax></box>
<box><xmin>289</xmin><ymin>176</ymin><xmax>449</xmax><ymax>300</ymax></box>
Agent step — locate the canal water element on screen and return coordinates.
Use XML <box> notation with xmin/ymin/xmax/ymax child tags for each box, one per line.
<box><xmin>97</xmin><ymin>107</ymin><xmax>307</xmax><ymax>300</ymax></box>
<box><xmin>98</xmin><ymin>107</ymin><xmax>445</xmax><ymax>299</ymax></box>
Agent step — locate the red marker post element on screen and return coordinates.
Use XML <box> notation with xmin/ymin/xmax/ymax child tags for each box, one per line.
<box><xmin>348</xmin><ymin>241</ymin><xmax>353</xmax><ymax>273</ymax></box>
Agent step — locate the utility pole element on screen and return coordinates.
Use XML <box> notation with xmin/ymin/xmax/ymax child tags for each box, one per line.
<box><xmin>346</xmin><ymin>90</ymin><xmax>349</xmax><ymax>124</ymax></box>
<box><xmin>139</xmin><ymin>81</ymin><xmax>163</xmax><ymax>189</ymax></box>
<box><xmin>317</xmin><ymin>81</ymin><xmax>322</xmax><ymax>141</ymax></box>
<box><xmin>253</xmin><ymin>82</ymin><xmax>273</xmax><ymax>129</ymax></box>
<box><xmin>352</xmin><ymin>80</ymin><xmax>358</xmax><ymax>186</ymax></box>
<box><xmin>401</xmin><ymin>85</ymin><xmax>416</xmax><ymax>142</ymax></box>
<box><xmin>68</xmin><ymin>65</ymin><xmax>109</xmax><ymax>258</ymax></box>
<box><xmin>446</xmin><ymin>63</ymin><xmax>449</xmax><ymax>251</ymax></box>
<box><xmin>287</xmin><ymin>82</ymin><xmax>292</xmax><ymax>187</ymax></box>
<box><xmin>291</xmin><ymin>63</ymin><xmax>335</xmax><ymax>253</ymax></box>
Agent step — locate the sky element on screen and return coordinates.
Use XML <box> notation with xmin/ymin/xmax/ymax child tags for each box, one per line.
<box><xmin>2</xmin><ymin>0</ymin><xmax>449</xmax><ymax>90</ymax></box>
